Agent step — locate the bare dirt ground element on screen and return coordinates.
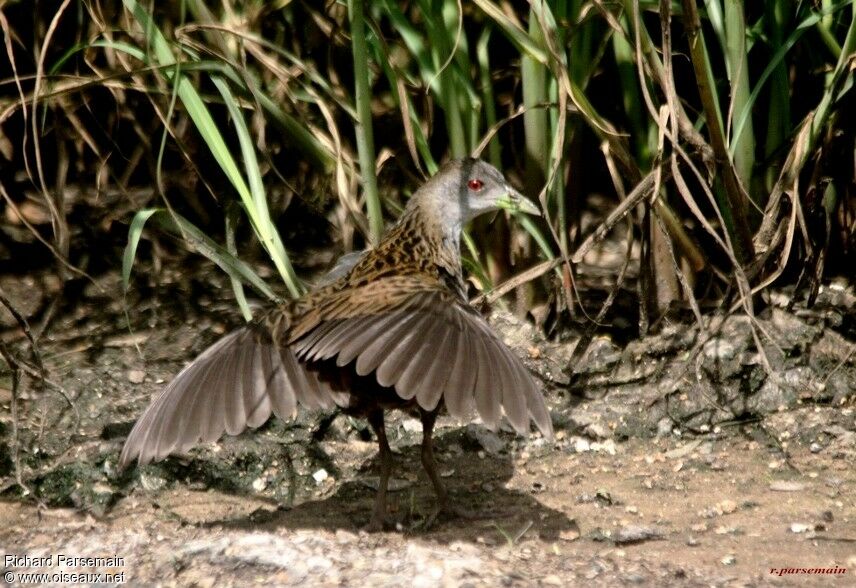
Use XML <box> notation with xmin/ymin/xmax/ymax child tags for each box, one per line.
<box><xmin>1</xmin><ymin>269</ymin><xmax>854</xmax><ymax>586</ymax></box>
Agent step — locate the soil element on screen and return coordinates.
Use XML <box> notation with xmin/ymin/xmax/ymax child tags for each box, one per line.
<box><xmin>0</xmin><ymin>267</ymin><xmax>854</xmax><ymax>587</ymax></box>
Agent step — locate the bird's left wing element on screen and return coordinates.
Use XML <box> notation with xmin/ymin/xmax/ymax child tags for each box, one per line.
<box><xmin>119</xmin><ymin>327</ymin><xmax>349</xmax><ymax>468</ymax></box>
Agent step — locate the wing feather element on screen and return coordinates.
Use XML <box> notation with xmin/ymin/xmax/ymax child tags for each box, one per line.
<box><xmin>293</xmin><ymin>319</ymin><xmax>342</xmax><ymax>360</ymax></box>
<box><xmin>335</xmin><ymin>312</ymin><xmax>404</xmax><ymax>367</ymax></box>
<box><xmin>396</xmin><ymin>320</ymin><xmax>444</xmax><ymax>400</ymax></box>
<box><xmin>223</xmin><ymin>338</ymin><xmax>249</xmax><ymax>436</ymax></box>
<box><xmin>120</xmin><ymin>327</ymin><xmax>342</xmax><ymax>468</ymax></box>
<box><xmin>354</xmin><ymin>311</ymin><xmax>423</xmax><ymax>376</ymax></box>
<box><xmin>270</xmin><ymin>347</ymin><xmax>300</xmax><ymax>420</ymax></box>
<box><xmin>415</xmin><ymin>322</ymin><xmax>456</xmax><ymax>410</ymax></box>
<box><xmin>246</xmin><ymin>345</ymin><xmax>273</xmax><ymax>428</ymax></box>
<box><xmin>375</xmin><ymin>313</ymin><xmax>435</xmax><ymax>388</ymax></box>
<box><xmin>306</xmin><ymin>316</ymin><xmax>373</xmax><ymax>361</ymax></box>
<box><xmin>471</xmin><ymin>331</ymin><xmax>500</xmax><ymax>429</ymax></box>
<box><xmin>495</xmin><ymin>339</ymin><xmax>529</xmax><ymax>434</ymax></box>
<box><xmin>443</xmin><ymin>327</ymin><xmax>475</xmax><ymax>420</ymax></box>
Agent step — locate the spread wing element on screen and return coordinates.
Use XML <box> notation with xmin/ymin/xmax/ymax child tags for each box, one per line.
<box><xmin>119</xmin><ymin>328</ymin><xmax>348</xmax><ymax>468</ymax></box>
<box><xmin>291</xmin><ymin>289</ymin><xmax>553</xmax><ymax>440</ymax></box>
<box><xmin>121</xmin><ymin>278</ymin><xmax>553</xmax><ymax>468</ymax></box>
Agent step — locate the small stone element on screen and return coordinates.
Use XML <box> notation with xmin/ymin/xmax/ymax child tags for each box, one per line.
<box><xmin>573</xmin><ymin>437</ymin><xmax>591</xmax><ymax>453</ymax></box>
<box><xmin>127</xmin><ymin>370</ymin><xmax>146</xmax><ymax>384</ymax></box>
<box><xmin>402</xmin><ymin>418</ymin><xmax>422</xmax><ymax>433</ymax></box>
<box><xmin>252</xmin><ymin>477</ymin><xmax>267</xmax><ymax>492</ymax></box>
<box><xmin>139</xmin><ymin>472</ymin><xmax>167</xmax><ymax>492</ymax></box>
<box><xmin>466</xmin><ymin>424</ymin><xmax>505</xmax><ymax>456</ymax></box>
<box><xmin>584</xmin><ymin>422</ymin><xmax>610</xmax><ymax>440</ymax></box>
<box><xmin>770</xmin><ymin>480</ymin><xmax>806</xmax><ymax>492</ymax></box>
<box><xmin>614</xmin><ymin>524</ymin><xmax>665</xmax><ymax>544</ymax></box>
<box><xmin>592</xmin><ymin>439</ymin><xmax>617</xmax><ymax>455</ymax></box>
<box><xmin>790</xmin><ymin>522</ymin><xmax>811</xmax><ymax>533</ymax></box>
<box><xmin>335</xmin><ymin>529</ymin><xmax>357</xmax><ymax>543</ymax></box>
<box><xmin>721</xmin><ymin>554</ymin><xmax>736</xmax><ymax>566</ymax></box>
<box><xmin>810</xmin><ymin>442</ymin><xmax>823</xmax><ymax>453</ymax></box>
<box><xmin>656</xmin><ymin>418</ymin><xmax>673</xmax><ymax>437</ymax></box>
<box><xmin>312</xmin><ymin>469</ymin><xmax>329</xmax><ymax>483</ymax></box>
<box><xmin>665</xmin><ymin>439</ymin><xmax>702</xmax><ymax>459</ymax></box>
<box><xmin>559</xmin><ymin>526</ymin><xmax>581</xmax><ymax>542</ymax></box>
<box><xmin>718</xmin><ymin>500</ymin><xmax>737</xmax><ymax>514</ymax></box>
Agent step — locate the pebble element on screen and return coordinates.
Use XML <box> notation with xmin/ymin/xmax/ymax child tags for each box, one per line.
<box><xmin>592</xmin><ymin>440</ymin><xmax>617</xmax><ymax>455</ymax></box>
<box><xmin>127</xmin><ymin>369</ymin><xmax>146</xmax><ymax>384</ymax></box>
<box><xmin>718</xmin><ymin>500</ymin><xmax>737</xmax><ymax>515</ymax></box>
<box><xmin>560</xmin><ymin>527</ymin><xmax>581</xmax><ymax>542</ymax></box>
<box><xmin>770</xmin><ymin>480</ymin><xmax>806</xmax><ymax>492</ymax></box>
<box><xmin>312</xmin><ymin>469</ymin><xmax>329</xmax><ymax>483</ymax></box>
<box><xmin>402</xmin><ymin>418</ymin><xmax>422</xmax><ymax>433</ymax></box>
<box><xmin>698</xmin><ymin>499</ymin><xmax>737</xmax><ymax>519</ymax></box>
<box><xmin>466</xmin><ymin>424</ymin><xmax>505</xmax><ymax>455</ymax></box>
<box><xmin>664</xmin><ymin>439</ymin><xmax>703</xmax><ymax>459</ymax></box>
<box><xmin>334</xmin><ymin>530</ymin><xmax>357</xmax><ymax>543</ymax></box>
<box><xmin>573</xmin><ymin>437</ymin><xmax>591</xmax><ymax>453</ymax></box>
<box><xmin>584</xmin><ymin>423</ymin><xmax>610</xmax><ymax>440</ymax></box>
<box><xmin>139</xmin><ymin>472</ymin><xmax>167</xmax><ymax>492</ymax></box>
<box><xmin>614</xmin><ymin>525</ymin><xmax>665</xmax><ymax>544</ymax></box>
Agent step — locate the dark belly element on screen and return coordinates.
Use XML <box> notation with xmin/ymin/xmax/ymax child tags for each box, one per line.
<box><xmin>304</xmin><ymin>357</ymin><xmax>423</xmax><ymax>417</ymax></box>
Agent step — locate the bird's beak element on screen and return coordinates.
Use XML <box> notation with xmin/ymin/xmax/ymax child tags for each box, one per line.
<box><xmin>496</xmin><ymin>185</ymin><xmax>541</xmax><ymax>217</ymax></box>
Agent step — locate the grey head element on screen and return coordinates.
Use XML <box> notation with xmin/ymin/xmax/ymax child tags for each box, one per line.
<box><xmin>315</xmin><ymin>158</ymin><xmax>539</xmax><ymax>286</ymax></box>
<box><xmin>406</xmin><ymin>158</ymin><xmax>540</xmax><ymax>234</ymax></box>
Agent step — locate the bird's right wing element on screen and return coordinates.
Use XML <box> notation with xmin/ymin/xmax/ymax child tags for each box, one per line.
<box><xmin>119</xmin><ymin>327</ymin><xmax>348</xmax><ymax>468</ymax></box>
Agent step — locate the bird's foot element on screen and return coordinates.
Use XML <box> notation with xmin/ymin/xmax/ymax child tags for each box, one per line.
<box><xmin>422</xmin><ymin>499</ymin><xmax>483</xmax><ymax>530</ymax></box>
<box><xmin>363</xmin><ymin>513</ymin><xmax>398</xmax><ymax>533</ymax></box>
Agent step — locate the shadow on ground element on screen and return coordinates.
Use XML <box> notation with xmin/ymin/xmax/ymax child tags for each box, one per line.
<box><xmin>118</xmin><ymin>425</ymin><xmax>575</xmax><ymax>544</ymax></box>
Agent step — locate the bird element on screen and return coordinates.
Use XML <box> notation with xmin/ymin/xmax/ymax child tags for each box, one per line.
<box><xmin>120</xmin><ymin>157</ymin><xmax>554</xmax><ymax>530</ymax></box>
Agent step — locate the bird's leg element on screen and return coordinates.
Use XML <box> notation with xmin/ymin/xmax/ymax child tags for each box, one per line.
<box><xmin>419</xmin><ymin>407</ymin><xmax>476</xmax><ymax>525</ymax></box>
<box><xmin>366</xmin><ymin>409</ymin><xmax>394</xmax><ymax>531</ymax></box>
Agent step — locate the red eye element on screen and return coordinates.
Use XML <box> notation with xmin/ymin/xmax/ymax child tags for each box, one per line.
<box><xmin>468</xmin><ymin>179</ymin><xmax>484</xmax><ymax>191</ymax></box>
